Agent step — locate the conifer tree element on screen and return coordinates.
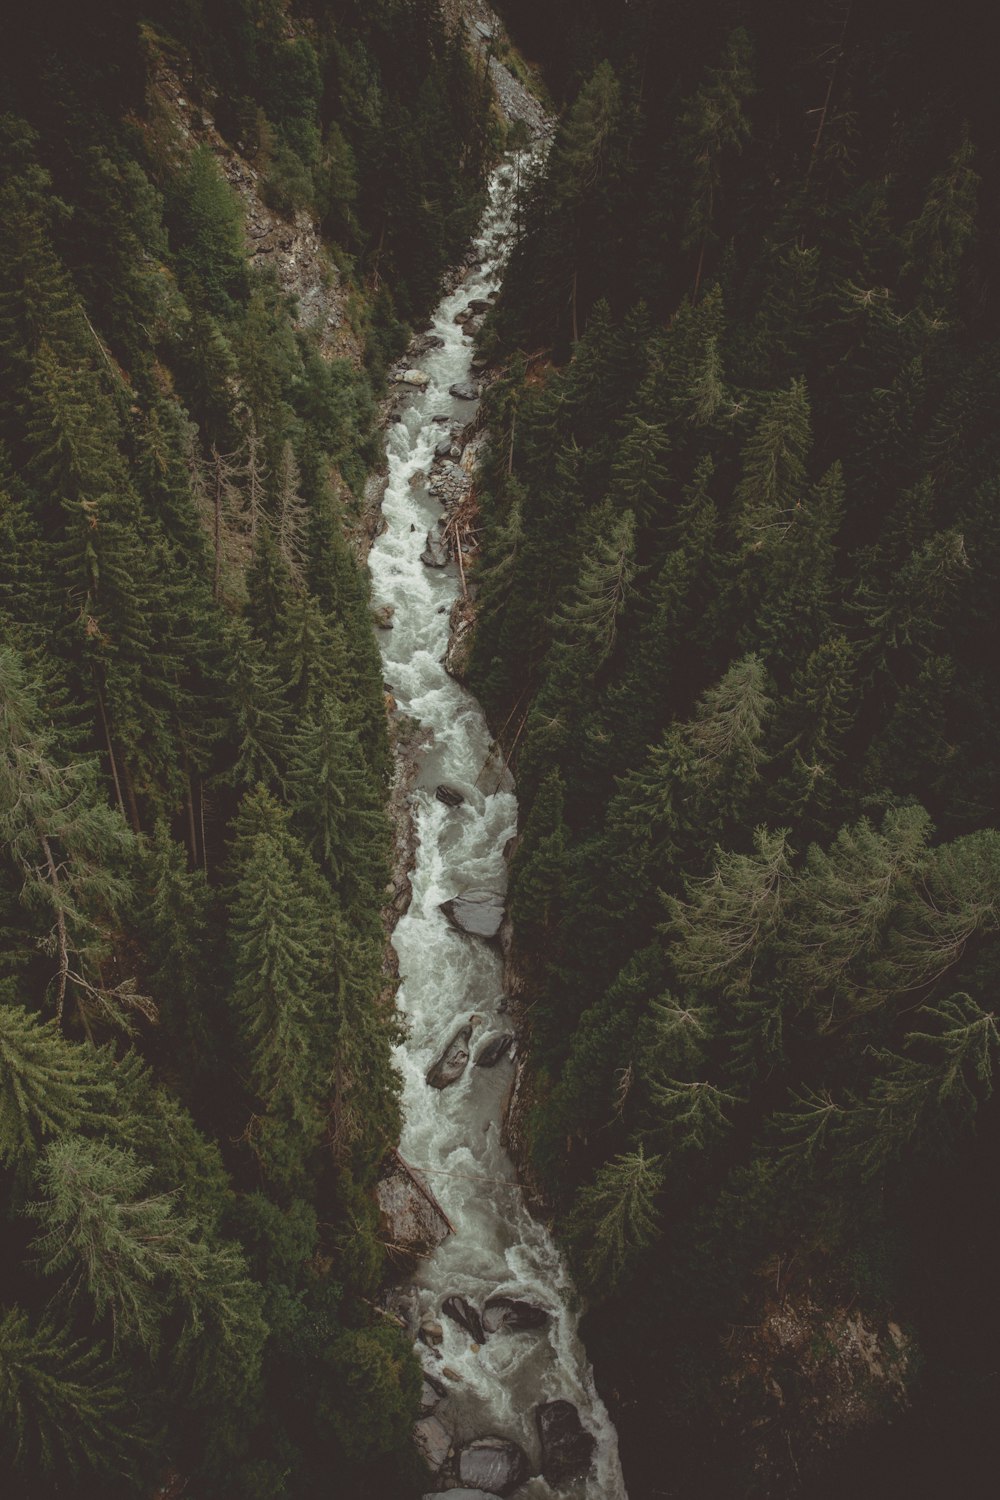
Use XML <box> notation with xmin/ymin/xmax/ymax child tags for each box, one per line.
<box><xmin>566</xmin><ymin>1147</ymin><xmax>665</xmax><ymax>1295</ymax></box>
<box><xmin>733</xmin><ymin>378</ymin><xmax>812</xmax><ymax>548</ymax></box>
<box><xmin>0</xmin><ymin>1307</ymin><xmax>139</xmax><ymax>1481</ymax></box>
<box><xmin>287</xmin><ymin>694</ymin><xmax>387</xmax><ymax>910</ymax></box>
<box><xmin>226</xmin><ymin>787</ymin><xmax>331</xmax><ymax>1170</ymax></box>
<box><xmin>0</xmin><ymin>1003</ymin><xmax>112</xmax><ymax>1164</ymax></box>
<box><xmin>0</xmin><ymin>647</ymin><xmax>145</xmax><ymax>1034</ymax></box>
<box><xmin>676</xmin><ymin>29</ymin><xmax>755</xmax><ymax>297</ymax></box>
<box><xmin>665</xmin><ymin>826</ymin><xmax>792</xmax><ymax>998</ymax></box>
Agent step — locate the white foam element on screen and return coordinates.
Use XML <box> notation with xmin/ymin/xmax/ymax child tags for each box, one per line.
<box><xmin>369</xmin><ymin>164</ymin><xmax>627</xmax><ymax>1499</ymax></box>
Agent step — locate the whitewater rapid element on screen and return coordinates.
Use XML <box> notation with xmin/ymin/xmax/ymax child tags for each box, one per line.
<box><xmin>367</xmin><ymin>168</ymin><xmax>627</xmax><ymax>1499</ymax></box>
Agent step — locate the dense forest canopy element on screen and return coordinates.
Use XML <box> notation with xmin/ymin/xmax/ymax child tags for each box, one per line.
<box><xmin>0</xmin><ymin>3</ymin><xmax>495</xmax><ymax>1496</ymax></box>
<box><xmin>469</xmin><ymin>0</ymin><xmax>1000</xmax><ymax>1494</ymax></box>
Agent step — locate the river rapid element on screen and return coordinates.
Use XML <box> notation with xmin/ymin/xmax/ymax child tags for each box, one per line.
<box><xmin>367</xmin><ymin>166</ymin><xmax>627</xmax><ymax>1499</ymax></box>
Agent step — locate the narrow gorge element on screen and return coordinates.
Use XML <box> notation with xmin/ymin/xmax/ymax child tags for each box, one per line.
<box><xmin>369</xmin><ymin>153</ymin><xmax>627</xmax><ymax>1498</ymax></box>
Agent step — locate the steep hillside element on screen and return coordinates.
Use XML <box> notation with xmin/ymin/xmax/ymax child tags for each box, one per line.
<box><xmin>466</xmin><ymin>2</ymin><xmax>1000</xmax><ymax>1495</ymax></box>
<box><xmin>0</xmin><ymin>4</ymin><xmax>497</xmax><ymax>1498</ymax></box>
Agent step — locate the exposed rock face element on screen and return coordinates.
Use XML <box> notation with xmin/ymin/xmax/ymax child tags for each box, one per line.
<box><xmin>422</xmin><ymin>1491</ymin><xmax>494</xmax><ymax>1500</ymax></box>
<box><xmin>372</xmin><ymin>603</ymin><xmax>395</xmax><ymax>629</ymax></box>
<box><xmin>436</xmin><ymin>784</ymin><xmax>465</xmax><ymax>807</ymax></box>
<box><xmin>421</xmin><ymin>530</ymin><xmax>450</xmax><ymax>568</ymax></box>
<box><xmin>375</xmin><ymin>1155</ymin><xmax>452</xmax><ymax>1258</ymax></box>
<box><xmin>457</xmin><ymin>1436</ymin><xmax>530</xmax><ymax>1496</ymax></box>
<box><xmin>147</xmin><ymin>59</ymin><xmax>358</xmax><ymax>365</ymax></box>
<box><xmin>442</xmin><ymin>1294</ymin><xmax>487</xmax><ymax>1344</ymax></box>
<box><xmin>420</xmin><ymin>1372</ymin><xmax>447</xmax><ymax>1413</ymax></box>
<box><xmin>482</xmin><ymin>1296</ymin><xmax>548</xmax><ymax>1334</ymax></box>
<box><xmin>426</xmin><ymin>1023</ymin><xmax>475</xmax><ymax>1089</ymax></box>
<box><xmin>413</xmin><ymin>1414</ymin><xmax>452</xmax><ymax>1471</ymax></box>
<box><xmin>535</xmin><ymin>1400</ymin><xmax>597</xmax><ymax>1484</ymax></box>
<box><xmin>400</xmin><ymin>368</ymin><xmax>432</xmax><ymax>387</ymax></box>
<box><xmin>449</xmin><ymin>379</ymin><xmax>480</xmax><ymax>401</ymax></box>
<box><xmin>440</xmin><ymin>889</ymin><xmax>505</xmax><ymax>939</ymax></box>
<box><xmin>475</xmin><ymin>1033</ymin><xmax>515</xmax><ymax>1068</ymax></box>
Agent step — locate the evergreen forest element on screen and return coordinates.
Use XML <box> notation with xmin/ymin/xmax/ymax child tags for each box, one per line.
<box><xmin>3</xmin><ymin>0</ymin><xmax>1000</xmax><ymax>1497</ymax></box>
<box><xmin>0</xmin><ymin>2</ymin><xmax>494</xmax><ymax>1495</ymax></box>
<box><xmin>470</xmin><ymin>0</ymin><xmax>1000</xmax><ymax>1494</ymax></box>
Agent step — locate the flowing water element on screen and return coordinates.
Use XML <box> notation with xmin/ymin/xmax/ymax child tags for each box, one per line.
<box><xmin>368</xmin><ymin>168</ymin><xmax>627</xmax><ymax>1499</ymax></box>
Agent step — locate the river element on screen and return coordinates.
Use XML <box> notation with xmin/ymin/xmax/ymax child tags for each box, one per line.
<box><xmin>367</xmin><ymin>166</ymin><xmax>627</xmax><ymax>1499</ymax></box>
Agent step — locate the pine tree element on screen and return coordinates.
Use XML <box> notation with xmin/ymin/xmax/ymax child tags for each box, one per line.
<box><xmin>0</xmin><ymin>1003</ymin><xmax>113</xmax><ymax>1164</ymax></box>
<box><xmin>843</xmin><ymin>994</ymin><xmax>998</xmax><ymax>1179</ymax></box>
<box><xmin>223</xmin><ymin>618</ymin><xmax>290</xmax><ymax>792</ymax></box>
<box><xmin>0</xmin><ymin>1307</ymin><xmax>140</xmax><ymax>1481</ymax></box>
<box><xmin>733</xmin><ymin>378</ymin><xmax>812</xmax><ymax>549</ymax></box>
<box><xmin>31</xmin><ymin>1137</ymin><xmax>200</xmax><ymax>1351</ymax></box>
<box><xmin>226</xmin><ymin>787</ymin><xmax>331</xmax><ymax>1167</ymax></box>
<box><xmin>565</xmin><ymin>1147</ymin><xmax>665</xmax><ymax>1295</ymax></box>
<box><xmin>0</xmin><ymin>646</ymin><xmax>146</xmax><ymax>1034</ymax></box>
<box><xmin>286</xmin><ymin>694</ymin><xmax>387</xmax><ymax>910</ymax></box>
<box><xmin>676</xmin><ymin>29</ymin><xmax>755</xmax><ymax>297</ymax></box>
<box><xmin>664</xmin><ymin>826</ymin><xmax>792</xmax><ymax>998</ymax></box>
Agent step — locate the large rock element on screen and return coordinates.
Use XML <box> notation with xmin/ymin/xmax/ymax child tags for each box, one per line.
<box><xmin>436</xmin><ymin>784</ymin><xmax>465</xmax><ymax>808</ymax></box>
<box><xmin>435</xmin><ymin>435</ymin><xmax>455</xmax><ymax>458</ymax></box>
<box><xmin>535</xmin><ymin>1400</ymin><xmax>596</xmax><ymax>1485</ymax></box>
<box><xmin>420</xmin><ymin>1372</ymin><xmax>447</xmax><ymax>1413</ymax></box>
<box><xmin>439</xmin><ymin>889</ymin><xmax>504</xmax><ymax>940</ymax></box>
<box><xmin>420</xmin><ymin>530</ymin><xmax>449</xmax><ymax>568</ymax></box>
<box><xmin>457</xmin><ymin>1436</ymin><xmax>530</xmax><ymax>1496</ymax></box>
<box><xmin>442</xmin><ymin>1295</ymin><xmax>486</xmax><ymax>1344</ymax></box>
<box><xmin>476</xmin><ymin>1033</ymin><xmax>515</xmax><ymax>1068</ymax></box>
<box><xmin>376</xmin><ymin>1156</ymin><xmax>452</xmax><ymax>1259</ymax></box>
<box><xmin>467</xmin><ymin>298</ymin><xmax>491</xmax><ymax>315</ymax></box>
<box><xmin>449</xmin><ymin>379</ymin><xmax>480</xmax><ymax>401</ymax></box>
<box><xmin>426</xmin><ymin>1023</ymin><xmax>474</xmax><ymax>1089</ymax></box>
<box><xmin>482</xmin><ymin>1296</ymin><xmax>549</xmax><ymax>1334</ymax></box>
<box><xmin>413</xmin><ymin>1414</ymin><xmax>452</xmax><ymax>1471</ymax></box>
<box><xmin>422</xmin><ymin>1492</ymin><xmax>494</xmax><ymax>1500</ymax></box>
<box><xmin>399</xmin><ymin>368</ymin><xmax>431</xmax><ymax>388</ymax></box>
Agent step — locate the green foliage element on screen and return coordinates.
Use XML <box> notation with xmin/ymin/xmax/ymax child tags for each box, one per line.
<box><xmin>0</xmin><ymin>1004</ymin><xmax>112</xmax><ymax>1166</ymax></box>
<box><xmin>566</xmin><ymin>1147</ymin><xmax>665</xmax><ymax>1295</ymax></box>
<box><xmin>0</xmin><ymin>1306</ymin><xmax>141</xmax><ymax>1482</ymax></box>
<box><xmin>471</xmin><ymin>7</ymin><xmax>1000</xmax><ymax>1484</ymax></box>
<box><xmin>0</xmin><ymin>2</ymin><xmax>469</xmax><ymax>1490</ymax></box>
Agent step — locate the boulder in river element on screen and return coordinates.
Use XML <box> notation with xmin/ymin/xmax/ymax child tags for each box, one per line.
<box><xmin>376</xmin><ymin>1153</ymin><xmax>452</xmax><ymax>1259</ymax></box>
<box><xmin>439</xmin><ymin>889</ymin><xmax>504</xmax><ymax>940</ymax></box>
<box><xmin>420</xmin><ymin>1371</ymin><xmax>447</xmax><ymax>1413</ymax></box>
<box><xmin>436</xmin><ymin>784</ymin><xmax>464</xmax><ymax>807</ymax></box>
<box><xmin>535</xmin><ymin>1400</ymin><xmax>597</xmax><ymax>1485</ymax></box>
<box><xmin>482</xmin><ymin>1296</ymin><xmax>549</xmax><ymax>1334</ymax></box>
<box><xmin>475</xmin><ymin>1033</ymin><xmax>515</xmax><ymax>1068</ymax></box>
<box><xmin>372</xmin><ymin>603</ymin><xmax>395</xmax><ymax>630</ymax></box>
<box><xmin>399</xmin><ymin>368</ymin><xmax>431</xmax><ymax>388</ymax></box>
<box><xmin>426</xmin><ymin>1022</ymin><xmax>474</xmax><ymax>1089</ymax></box>
<box><xmin>467</xmin><ymin>298</ymin><xmax>491</xmax><ymax>316</ymax></box>
<box><xmin>413</xmin><ymin>1414</ymin><xmax>452</xmax><ymax>1471</ymax></box>
<box><xmin>457</xmin><ymin>1436</ymin><xmax>530</xmax><ymax>1496</ymax></box>
<box><xmin>420</xmin><ymin>530</ymin><xmax>449</xmax><ymax>568</ymax></box>
<box><xmin>422</xmin><ymin>1492</ymin><xmax>493</xmax><ymax>1500</ymax></box>
<box><xmin>449</xmin><ymin>379</ymin><xmax>480</xmax><ymax>401</ymax></box>
<box><xmin>434</xmin><ymin>435</ymin><xmax>455</xmax><ymax>458</ymax></box>
<box><xmin>442</xmin><ymin>1294</ymin><xmax>486</xmax><ymax>1344</ymax></box>
<box><xmin>418</xmin><ymin>1317</ymin><xmax>444</xmax><ymax>1347</ymax></box>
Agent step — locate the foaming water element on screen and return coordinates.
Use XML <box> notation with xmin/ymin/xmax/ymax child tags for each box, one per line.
<box><xmin>368</xmin><ymin>167</ymin><xmax>627</xmax><ymax>1499</ymax></box>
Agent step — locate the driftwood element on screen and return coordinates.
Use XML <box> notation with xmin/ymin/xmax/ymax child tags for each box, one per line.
<box><xmin>390</xmin><ymin>1147</ymin><xmax>458</xmax><ymax>1236</ymax></box>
